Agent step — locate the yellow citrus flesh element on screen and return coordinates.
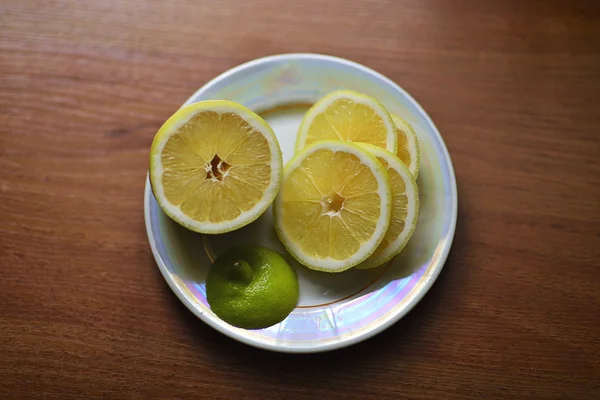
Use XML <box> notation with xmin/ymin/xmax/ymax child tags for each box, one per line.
<box><xmin>296</xmin><ymin>90</ymin><xmax>397</xmax><ymax>154</ymax></box>
<box><xmin>392</xmin><ymin>115</ymin><xmax>420</xmax><ymax>178</ymax></box>
<box><xmin>355</xmin><ymin>144</ymin><xmax>419</xmax><ymax>269</ymax></box>
<box><xmin>274</xmin><ymin>140</ymin><xmax>391</xmax><ymax>272</ymax></box>
<box><xmin>150</xmin><ymin>101</ymin><xmax>282</xmax><ymax>234</ymax></box>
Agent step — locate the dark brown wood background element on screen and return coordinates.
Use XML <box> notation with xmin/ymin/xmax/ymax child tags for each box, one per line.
<box><xmin>1</xmin><ymin>0</ymin><xmax>599</xmax><ymax>398</ymax></box>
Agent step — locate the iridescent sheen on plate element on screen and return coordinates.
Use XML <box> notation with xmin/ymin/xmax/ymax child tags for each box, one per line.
<box><xmin>144</xmin><ymin>54</ymin><xmax>457</xmax><ymax>352</ymax></box>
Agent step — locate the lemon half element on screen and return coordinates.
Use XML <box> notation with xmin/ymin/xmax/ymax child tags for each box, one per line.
<box><xmin>149</xmin><ymin>101</ymin><xmax>282</xmax><ymax>234</ymax></box>
<box><xmin>274</xmin><ymin>140</ymin><xmax>391</xmax><ymax>272</ymax></box>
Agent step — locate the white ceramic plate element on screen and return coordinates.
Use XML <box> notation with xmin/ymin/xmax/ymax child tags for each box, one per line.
<box><xmin>145</xmin><ymin>53</ymin><xmax>457</xmax><ymax>353</ymax></box>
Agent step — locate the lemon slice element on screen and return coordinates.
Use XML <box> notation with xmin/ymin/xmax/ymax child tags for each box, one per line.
<box><xmin>295</xmin><ymin>90</ymin><xmax>397</xmax><ymax>154</ymax></box>
<box><xmin>355</xmin><ymin>144</ymin><xmax>419</xmax><ymax>269</ymax></box>
<box><xmin>393</xmin><ymin>115</ymin><xmax>420</xmax><ymax>178</ymax></box>
<box><xmin>274</xmin><ymin>140</ymin><xmax>391</xmax><ymax>272</ymax></box>
<box><xmin>149</xmin><ymin>101</ymin><xmax>282</xmax><ymax>234</ymax></box>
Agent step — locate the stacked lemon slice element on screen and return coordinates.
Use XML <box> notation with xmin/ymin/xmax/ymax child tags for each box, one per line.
<box><xmin>274</xmin><ymin>91</ymin><xmax>420</xmax><ymax>272</ymax></box>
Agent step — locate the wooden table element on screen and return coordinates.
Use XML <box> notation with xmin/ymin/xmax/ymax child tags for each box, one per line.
<box><xmin>2</xmin><ymin>1</ymin><xmax>599</xmax><ymax>398</ymax></box>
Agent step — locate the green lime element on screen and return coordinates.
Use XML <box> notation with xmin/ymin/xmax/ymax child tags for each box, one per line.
<box><xmin>206</xmin><ymin>245</ymin><xmax>299</xmax><ymax>329</ymax></box>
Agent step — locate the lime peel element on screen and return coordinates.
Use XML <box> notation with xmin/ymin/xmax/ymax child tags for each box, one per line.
<box><xmin>206</xmin><ymin>246</ymin><xmax>299</xmax><ymax>330</ymax></box>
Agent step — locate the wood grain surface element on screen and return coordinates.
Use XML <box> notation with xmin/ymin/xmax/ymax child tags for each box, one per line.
<box><xmin>1</xmin><ymin>0</ymin><xmax>600</xmax><ymax>398</ymax></box>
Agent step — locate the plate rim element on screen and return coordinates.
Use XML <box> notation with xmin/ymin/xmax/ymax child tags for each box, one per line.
<box><xmin>144</xmin><ymin>53</ymin><xmax>458</xmax><ymax>353</ymax></box>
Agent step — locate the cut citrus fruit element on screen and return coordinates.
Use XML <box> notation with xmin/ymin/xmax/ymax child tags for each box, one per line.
<box><xmin>149</xmin><ymin>100</ymin><xmax>282</xmax><ymax>234</ymax></box>
<box><xmin>355</xmin><ymin>144</ymin><xmax>419</xmax><ymax>269</ymax></box>
<box><xmin>274</xmin><ymin>140</ymin><xmax>391</xmax><ymax>272</ymax></box>
<box><xmin>295</xmin><ymin>90</ymin><xmax>397</xmax><ymax>154</ymax></box>
<box><xmin>393</xmin><ymin>115</ymin><xmax>420</xmax><ymax>178</ymax></box>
